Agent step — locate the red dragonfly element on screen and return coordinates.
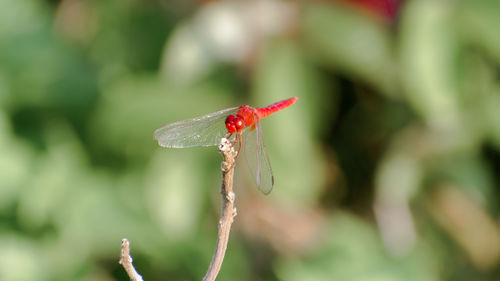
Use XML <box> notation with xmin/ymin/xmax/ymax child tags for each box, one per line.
<box><xmin>153</xmin><ymin>97</ymin><xmax>299</xmax><ymax>194</ymax></box>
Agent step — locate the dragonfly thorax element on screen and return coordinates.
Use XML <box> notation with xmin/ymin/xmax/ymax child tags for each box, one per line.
<box><xmin>225</xmin><ymin>114</ymin><xmax>245</xmax><ymax>133</ymax></box>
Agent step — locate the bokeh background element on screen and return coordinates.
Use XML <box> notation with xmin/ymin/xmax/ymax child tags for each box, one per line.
<box><xmin>1</xmin><ymin>0</ymin><xmax>500</xmax><ymax>280</ymax></box>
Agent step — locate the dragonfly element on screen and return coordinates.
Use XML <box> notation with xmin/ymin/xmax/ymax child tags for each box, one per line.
<box><xmin>153</xmin><ymin>97</ymin><xmax>299</xmax><ymax>194</ymax></box>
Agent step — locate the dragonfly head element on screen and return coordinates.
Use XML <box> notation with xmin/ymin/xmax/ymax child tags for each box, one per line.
<box><xmin>225</xmin><ymin>114</ymin><xmax>244</xmax><ymax>133</ymax></box>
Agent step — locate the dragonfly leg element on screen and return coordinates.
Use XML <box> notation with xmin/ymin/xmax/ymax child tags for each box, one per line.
<box><xmin>224</xmin><ymin>132</ymin><xmax>237</xmax><ymax>145</ymax></box>
<box><xmin>235</xmin><ymin>133</ymin><xmax>242</xmax><ymax>157</ymax></box>
<box><xmin>224</xmin><ymin>132</ymin><xmax>237</xmax><ymax>147</ymax></box>
<box><xmin>222</xmin><ymin>132</ymin><xmax>241</xmax><ymax>157</ymax></box>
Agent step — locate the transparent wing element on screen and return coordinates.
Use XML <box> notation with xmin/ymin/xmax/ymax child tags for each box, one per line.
<box><xmin>244</xmin><ymin>113</ymin><xmax>274</xmax><ymax>194</ymax></box>
<box><xmin>153</xmin><ymin>106</ymin><xmax>239</xmax><ymax>148</ymax></box>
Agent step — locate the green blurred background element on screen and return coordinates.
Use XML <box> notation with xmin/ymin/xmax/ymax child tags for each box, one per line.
<box><xmin>1</xmin><ymin>0</ymin><xmax>500</xmax><ymax>280</ymax></box>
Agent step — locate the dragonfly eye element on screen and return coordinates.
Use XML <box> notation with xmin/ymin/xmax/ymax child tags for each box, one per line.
<box><xmin>225</xmin><ymin>115</ymin><xmax>245</xmax><ymax>133</ymax></box>
<box><xmin>225</xmin><ymin>115</ymin><xmax>237</xmax><ymax>133</ymax></box>
<box><xmin>234</xmin><ymin>117</ymin><xmax>244</xmax><ymax>131</ymax></box>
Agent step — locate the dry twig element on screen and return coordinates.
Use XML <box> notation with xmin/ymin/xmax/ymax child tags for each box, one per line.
<box><xmin>120</xmin><ymin>138</ymin><xmax>238</xmax><ymax>281</ymax></box>
<box><xmin>119</xmin><ymin>238</ymin><xmax>144</xmax><ymax>281</ymax></box>
<box><xmin>202</xmin><ymin>138</ymin><xmax>238</xmax><ymax>281</ymax></box>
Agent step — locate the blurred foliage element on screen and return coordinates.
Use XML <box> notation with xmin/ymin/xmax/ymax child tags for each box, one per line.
<box><xmin>1</xmin><ymin>0</ymin><xmax>500</xmax><ymax>280</ymax></box>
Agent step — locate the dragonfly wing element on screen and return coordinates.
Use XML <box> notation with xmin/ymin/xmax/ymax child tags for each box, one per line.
<box><xmin>154</xmin><ymin>106</ymin><xmax>239</xmax><ymax>148</ymax></box>
<box><xmin>244</xmin><ymin>113</ymin><xmax>274</xmax><ymax>194</ymax></box>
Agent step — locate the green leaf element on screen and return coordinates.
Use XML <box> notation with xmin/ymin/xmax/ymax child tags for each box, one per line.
<box><xmin>399</xmin><ymin>0</ymin><xmax>461</xmax><ymax>129</ymax></box>
<box><xmin>303</xmin><ymin>3</ymin><xmax>397</xmax><ymax>97</ymax></box>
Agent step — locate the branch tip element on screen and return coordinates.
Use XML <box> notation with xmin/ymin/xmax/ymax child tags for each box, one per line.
<box><xmin>119</xmin><ymin>238</ymin><xmax>144</xmax><ymax>281</ymax></box>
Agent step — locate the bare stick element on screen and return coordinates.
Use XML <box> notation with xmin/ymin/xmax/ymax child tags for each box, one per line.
<box><xmin>119</xmin><ymin>238</ymin><xmax>144</xmax><ymax>281</ymax></box>
<box><xmin>202</xmin><ymin>138</ymin><xmax>238</xmax><ymax>281</ymax></box>
<box><xmin>119</xmin><ymin>138</ymin><xmax>237</xmax><ymax>281</ymax></box>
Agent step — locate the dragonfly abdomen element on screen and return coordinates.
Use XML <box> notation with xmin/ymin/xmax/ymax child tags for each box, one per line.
<box><xmin>256</xmin><ymin>97</ymin><xmax>298</xmax><ymax>119</ymax></box>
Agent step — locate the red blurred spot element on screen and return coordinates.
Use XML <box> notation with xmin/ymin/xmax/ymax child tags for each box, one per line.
<box><xmin>342</xmin><ymin>0</ymin><xmax>400</xmax><ymax>22</ymax></box>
